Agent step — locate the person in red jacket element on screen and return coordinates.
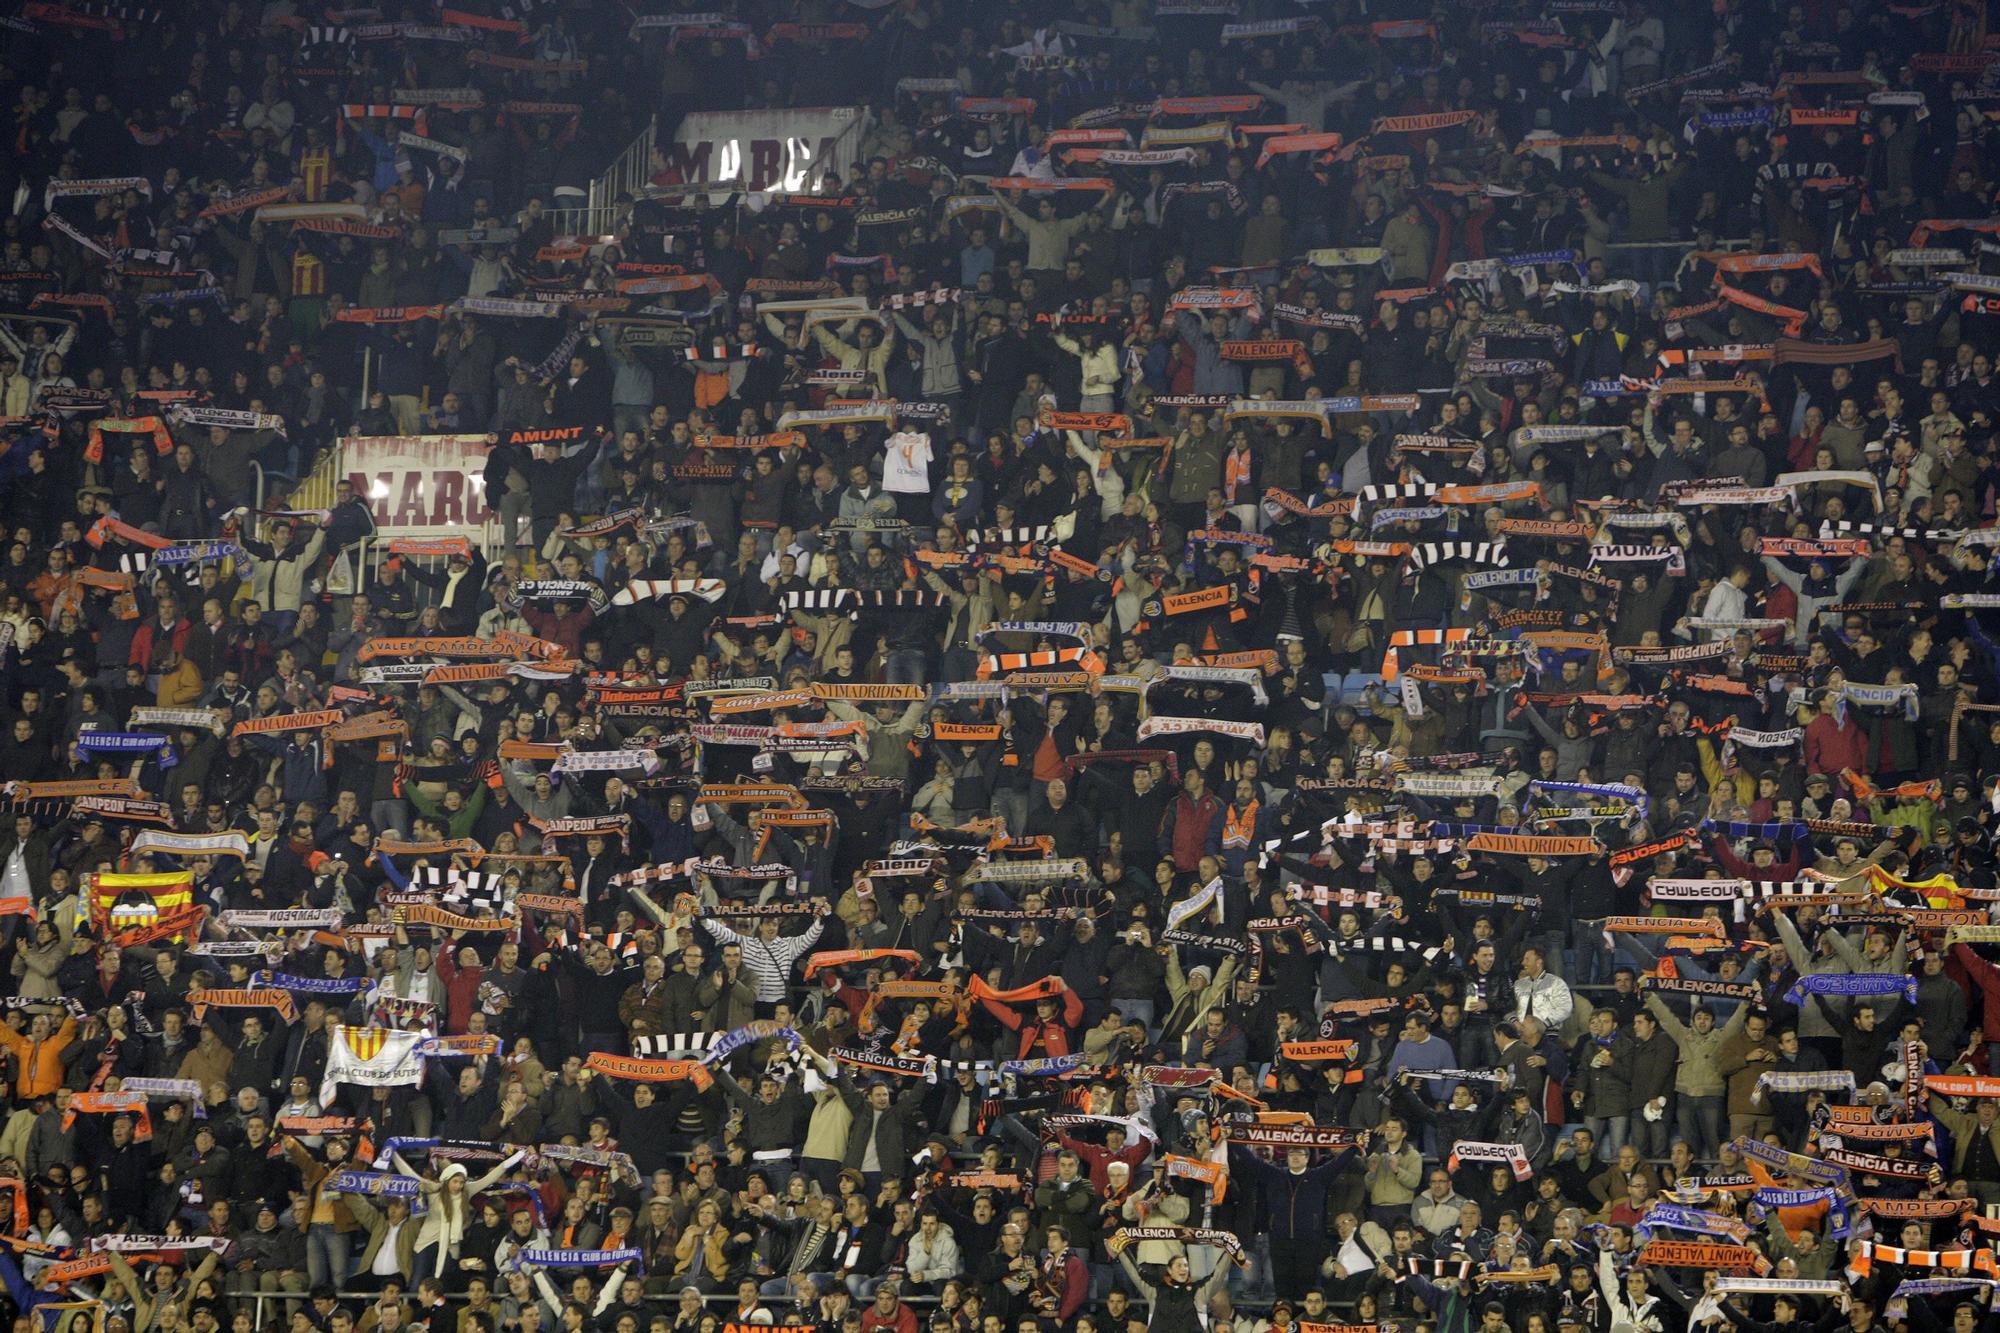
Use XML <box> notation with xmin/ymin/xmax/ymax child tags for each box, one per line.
<box><xmin>1707</xmin><ymin>835</ymin><xmax>1804</xmax><ymax>883</ymax></box>
<box><xmin>433</xmin><ymin>939</ymin><xmax>487</xmax><ymax>1035</ymax></box>
<box><xmin>518</xmin><ymin>597</ymin><xmax>595</xmax><ymax>658</ymax></box>
<box><xmin>1803</xmin><ymin>692</ymin><xmax>1869</xmax><ymax>778</ymax></box>
<box><xmin>977</xmin><ymin>980</ymin><xmax>1084</xmax><ymax>1059</ymax></box>
<box><xmin>1949</xmin><ymin>943</ymin><xmax>2000</xmax><ymax>1074</ymax></box>
<box><xmin>1161</xmin><ymin>771</ymin><xmax>1223</xmax><ymax>874</ymax></box>
<box><xmin>858</xmin><ymin>1282</ymin><xmax>919</xmax><ymax>1333</ymax></box>
<box><xmin>1052</xmin><ymin>1119</ymin><xmax>1155</xmax><ymax>1190</ymax></box>
<box><xmin>1032</xmin><ymin>1227</ymin><xmax>1090</xmax><ymax>1325</ymax></box>
<box><xmin>128</xmin><ymin>593</ymin><xmax>192</xmax><ymax>673</ymax></box>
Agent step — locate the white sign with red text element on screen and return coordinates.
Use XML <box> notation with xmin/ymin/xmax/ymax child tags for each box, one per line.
<box><xmin>342</xmin><ymin>434</ymin><xmax>493</xmax><ymax>534</ymax></box>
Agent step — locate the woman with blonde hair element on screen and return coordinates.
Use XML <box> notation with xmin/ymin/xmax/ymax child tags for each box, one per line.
<box><xmin>670</xmin><ymin>1198</ymin><xmax>730</xmax><ymax>1292</ymax></box>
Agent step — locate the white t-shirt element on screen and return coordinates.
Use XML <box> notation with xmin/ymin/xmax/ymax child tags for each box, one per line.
<box><xmin>882</xmin><ymin>431</ymin><xmax>934</xmax><ymax>494</ymax></box>
<box><xmin>375</xmin><ymin>1218</ymin><xmax>409</xmax><ymax>1275</ymax></box>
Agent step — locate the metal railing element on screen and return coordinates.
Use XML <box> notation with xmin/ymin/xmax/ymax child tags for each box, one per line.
<box><xmin>291</xmin><ymin>445</ymin><xmax>347</xmax><ymax>513</ymax></box>
<box><xmin>240</xmin><ymin>1285</ymin><xmax>942</xmax><ymax>1327</ymax></box>
<box><xmin>549</xmin><ymin>114</ymin><xmax>658</xmax><ymax>237</ymax></box>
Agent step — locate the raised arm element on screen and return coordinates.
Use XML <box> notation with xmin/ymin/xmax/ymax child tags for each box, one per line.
<box><xmin>465</xmin><ymin>1148</ymin><xmax>528</xmax><ymax>1196</ymax></box>
<box><xmin>1115</xmin><ymin>1249</ymin><xmax>1157</xmax><ymax>1302</ymax></box>
<box><xmin>1642</xmin><ymin>990</ymin><xmax>1691</xmax><ymax>1043</ymax></box>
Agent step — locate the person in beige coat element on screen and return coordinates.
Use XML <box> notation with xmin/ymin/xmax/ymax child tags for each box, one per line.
<box><xmin>342</xmin><ymin>1188</ymin><xmax>422</xmax><ymax>1283</ymax></box>
<box><xmin>1642</xmin><ymin>991</ymin><xmax>1746</xmax><ymax>1159</ymax></box>
<box><xmin>392</xmin><ymin>1149</ymin><xmax>529</xmax><ymax>1279</ymax></box>
<box><xmin>800</xmin><ymin>1058</ymin><xmax>855</xmax><ymax>1194</ymax></box>
<box><xmin>9</xmin><ymin>919</ymin><xmax>69</xmax><ymax>1002</ymax></box>
<box><xmin>1119</xmin><ymin>1174</ymin><xmax>1192</xmax><ymax>1265</ymax></box>
<box><xmin>810</xmin><ymin>319</ymin><xmax>897</xmax><ymax>396</ymax></box>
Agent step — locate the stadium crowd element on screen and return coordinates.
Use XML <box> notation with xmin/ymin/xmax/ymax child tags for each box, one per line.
<box><xmin>4</xmin><ymin>3</ymin><xmax>2000</xmax><ymax>1333</ymax></box>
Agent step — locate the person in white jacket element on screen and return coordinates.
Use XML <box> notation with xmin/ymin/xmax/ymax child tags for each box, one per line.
<box><xmin>1514</xmin><ymin>946</ymin><xmax>1575</xmax><ymax>1029</ymax></box>
<box><xmin>1680</xmin><ymin>565</ymin><xmax>1752</xmax><ymax>641</ymax></box>
<box><xmin>903</xmin><ymin>1212</ymin><xmax>962</xmax><ymax>1293</ymax></box>
<box><xmin>1598</xmin><ymin>1247</ymin><xmax>1668</xmax><ymax>1333</ymax></box>
<box><xmin>393</xmin><ymin>1149</ymin><xmax>530</xmax><ymax>1279</ymax></box>
<box><xmin>1060</xmin><ymin>430</ymin><xmax>1127</xmax><ymax>519</ymax></box>
<box><xmin>1052</xmin><ymin>328</ymin><xmax>1121</xmax><ymax>412</ymax></box>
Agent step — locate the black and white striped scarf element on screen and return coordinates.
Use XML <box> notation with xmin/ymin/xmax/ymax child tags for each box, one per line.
<box><xmin>1408</xmin><ymin>542</ymin><xmax>1507</xmax><ymax>571</ymax></box>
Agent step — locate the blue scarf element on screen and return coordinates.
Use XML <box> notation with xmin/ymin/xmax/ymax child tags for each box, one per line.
<box><xmin>1633</xmin><ymin>1203</ymin><xmax>1746</xmax><ymax>1243</ymax></box>
<box><xmin>1730</xmin><ymin>1135</ymin><xmax>1850</xmax><ymax>1188</ymax></box>
<box><xmin>700</xmin><ymin>1021</ymin><xmax>802</xmax><ymax>1065</ymax></box>
<box><xmin>330</xmin><ymin>1170</ymin><xmax>422</xmax><ymax>1197</ymax></box>
<box><xmin>1690</xmin><ymin>107</ymin><xmax>1774</xmax><ymax>132</ymax></box>
<box><xmin>258</xmin><ymin>972</ymin><xmax>369</xmax><ymax>994</ymax></box>
<box><xmin>152</xmin><ymin>541</ymin><xmax>245</xmax><ymax>566</ymax></box>
<box><xmin>1465</xmin><ymin>568</ymin><xmax>1540</xmax><ymax>590</ymax></box>
<box><xmin>74</xmin><ymin>731</ymin><xmax>176</xmax><ymax>768</ymax></box>
<box><xmin>1503</xmin><ymin>248</ymin><xmax>1582</xmax><ymax>269</ymax></box>
<box><xmin>1782</xmin><ymin>973</ymin><xmax>1918</xmax><ymax>1007</ymax></box>
<box><xmin>508</xmin><ymin>1247</ymin><xmax>640</xmax><ymax>1271</ymax></box>
<box><xmin>1532</xmin><ymin>781</ymin><xmax>1648</xmax><ymax>815</ymax></box>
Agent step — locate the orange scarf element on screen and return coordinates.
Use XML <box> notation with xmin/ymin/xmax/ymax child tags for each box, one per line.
<box><xmin>1223</xmin><ymin>447</ymin><xmax>1252</xmax><ymax>501</ymax></box>
<box><xmin>1221</xmin><ymin>801</ymin><xmax>1259</xmax><ymax>849</ymax></box>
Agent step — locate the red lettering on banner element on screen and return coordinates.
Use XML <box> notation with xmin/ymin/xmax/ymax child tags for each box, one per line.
<box><xmin>394</xmin><ymin>474</ymin><xmax>425</xmax><ymax>527</ymax></box>
<box><xmin>750</xmin><ymin>140</ymin><xmax>783</xmax><ymax>190</ymax></box>
<box><xmin>659</xmin><ymin>135</ymin><xmax>845</xmax><ymax>191</ymax></box>
<box><xmin>433</xmin><ymin>470</ymin><xmax>464</xmax><ymax>525</ymax></box>
<box><xmin>344</xmin><ymin>442</ymin><xmax>492</xmax><ymax>534</ymax></box>
<box><xmin>660</xmin><ymin>142</ymin><xmax>710</xmax><ymax>182</ymax></box>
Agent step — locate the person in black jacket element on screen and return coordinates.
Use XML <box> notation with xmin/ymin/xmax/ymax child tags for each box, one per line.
<box><xmin>404</xmin><ymin>547</ymin><xmax>488</xmax><ymax>635</ymax></box>
<box><xmin>1023</xmin><ymin>778</ymin><xmax>1095</xmax><ymax>859</ymax></box>
<box><xmin>1111</xmin><ymin>1236</ymin><xmax>1246</xmax><ymax>1333</ymax></box>
<box><xmin>1225</xmin><ymin>1140</ymin><xmax>1354</xmax><ymax>1299</ymax></box>
<box><xmin>522</xmin><ymin>430</ymin><xmax>607</xmax><ymax>549</ymax></box>
<box><xmin>578</xmin><ymin>1066</ymin><xmax>675</xmax><ymax>1177</ymax></box>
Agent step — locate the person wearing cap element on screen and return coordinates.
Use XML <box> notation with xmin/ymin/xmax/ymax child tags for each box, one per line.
<box><xmin>228</xmin><ymin>1196</ymin><xmax>308</xmax><ymax>1308</ymax></box>
<box><xmin>1160</xmin><ymin>940</ymin><xmax>1238</xmax><ymax>1045</ymax></box>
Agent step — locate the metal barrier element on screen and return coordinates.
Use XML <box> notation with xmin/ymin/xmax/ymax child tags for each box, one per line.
<box><xmin>290</xmin><ymin>444</ymin><xmax>348</xmax><ymax>512</ymax></box>
<box><xmin>1603</xmin><ymin>237</ymin><xmax>1751</xmax><ymax>250</ymax></box>
<box><xmin>549</xmin><ymin>115</ymin><xmax>657</xmax><ymax>237</ymax></box>
<box><xmin>243</xmin><ymin>1286</ymin><xmax>942</xmax><ymax>1326</ymax></box>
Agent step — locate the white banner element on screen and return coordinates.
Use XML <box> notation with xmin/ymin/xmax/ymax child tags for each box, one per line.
<box><xmin>342</xmin><ymin>435</ymin><xmax>495</xmax><ymax>535</ymax></box>
<box><xmin>322</xmin><ymin>1025</ymin><xmax>427</xmax><ymax>1106</ymax></box>
<box><xmin>131</xmin><ymin>830</ymin><xmax>252</xmax><ymax>861</ymax></box>
<box><xmin>659</xmin><ymin>106</ymin><xmax>868</xmax><ymax>194</ymax></box>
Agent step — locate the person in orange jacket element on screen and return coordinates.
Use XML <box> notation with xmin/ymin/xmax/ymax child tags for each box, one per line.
<box><xmin>0</xmin><ymin>1006</ymin><xmax>77</xmax><ymax>1099</ymax></box>
<box><xmin>977</xmin><ymin>979</ymin><xmax>1084</xmax><ymax>1060</ymax></box>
